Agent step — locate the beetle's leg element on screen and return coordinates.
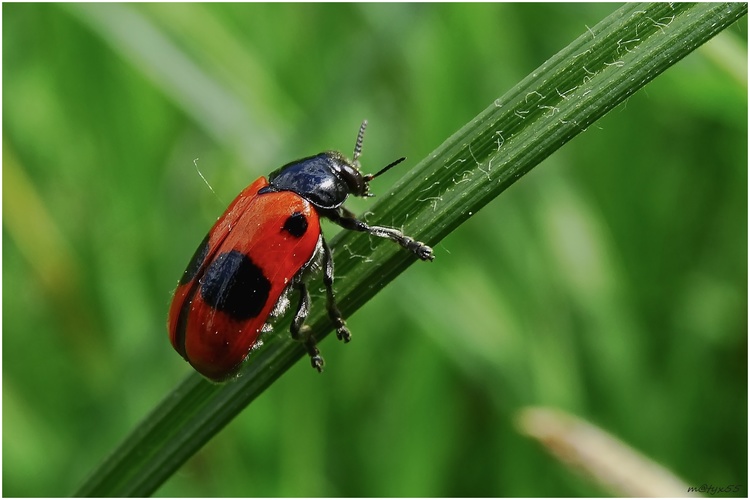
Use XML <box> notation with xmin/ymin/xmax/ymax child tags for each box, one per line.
<box><xmin>327</xmin><ymin>209</ymin><xmax>435</xmax><ymax>262</ymax></box>
<box><xmin>322</xmin><ymin>238</ymin><xmax>352</xmax><ymax>343</ymax></box>
<box><xmin>291</xmin><ymin>282</ymin><xmax>324</xmax><ymax>372</ymax></box>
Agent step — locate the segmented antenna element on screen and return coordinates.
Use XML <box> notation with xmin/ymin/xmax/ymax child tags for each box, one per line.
<box><xmin>352</xmin><ymin>119</ymin><xmax>368</xmax><ymax>166</ymax></box>
<box><xmin>353</xmin><ymin>119</ymin><xmax>407</xmax><ymax>184</ymax></box>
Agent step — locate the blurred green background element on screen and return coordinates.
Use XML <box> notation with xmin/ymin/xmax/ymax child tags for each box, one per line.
<box><xmin>3</xmin><ymin>3</ymin><xmax>747</xmax><ymax>497</ymax></box>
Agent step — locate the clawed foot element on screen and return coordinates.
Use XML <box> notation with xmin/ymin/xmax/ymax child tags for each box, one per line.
<box><xmin>310</xmin><ymin>353</ymin><xmax>325</xmax><ymax>372</ymax></box>
<box><xmin>336</xmin><ymin>324</ymin><xmax>352</xmax><ymax>343</ymax></box>
<box><xmin>414</xmin><ymin>243</ymin><xmax>434</xmax><ymax>261</ymax></box>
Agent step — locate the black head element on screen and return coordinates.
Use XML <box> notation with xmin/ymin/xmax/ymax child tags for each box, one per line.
<box><xmin>265</xmin><ymin>121</ymin><xmax>405</xmax><ymax>210</ymax></box>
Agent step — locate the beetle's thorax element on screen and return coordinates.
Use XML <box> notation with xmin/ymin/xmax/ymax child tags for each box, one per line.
<box><xmin>264</xmin><ymin>151</ymin><xmax>370</xmax><ymax>210</ymax></box>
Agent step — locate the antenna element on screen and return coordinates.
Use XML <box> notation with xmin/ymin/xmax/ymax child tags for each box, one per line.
<box><xmin>353</xmin><ymin>119</ymin><xmax>407</xmax><ymax>183</ymax></box>
<box><xmin>352</xmin><ymin>120</ymin><xmax>368</xmax><ymax>166</ymax></box>
<box><xmin>364</xmin><ymin>156</ymin><xmax>406</xmax><ymax>182</ymax></box>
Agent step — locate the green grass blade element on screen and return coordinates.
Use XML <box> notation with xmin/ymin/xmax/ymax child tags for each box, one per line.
<box><xmin>74</xmin><ymin>2</ymin><xmax>746</xmax><ymax>496</ymax></box>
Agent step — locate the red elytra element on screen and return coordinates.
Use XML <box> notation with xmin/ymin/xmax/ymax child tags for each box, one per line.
<box><xmin>168</xmin><ymin>177</ymin><xmax>321</xmax><ymax>380</ymax></box>
<box><xmin>168</xmin><ymin>121</ymin><xmax>434</xmax><ymax>382</ymax></box>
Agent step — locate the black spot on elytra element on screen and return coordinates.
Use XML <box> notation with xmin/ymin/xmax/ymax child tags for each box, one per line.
<box><xmin>180</xmin><ymin>233</ymin><xmax>210</xmax><ymax>285</ymax></box>
<box><xmin>201</xmin><ymin>251</ymin><xmax>271</xmax><ymax>321</ymax></box>
<box><xmin>283</xmin><ymin>212</ymin><xmax>308</xmax><ymax>238</ymax></box>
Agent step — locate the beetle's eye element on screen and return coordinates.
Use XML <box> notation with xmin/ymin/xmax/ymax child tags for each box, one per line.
<box><xmin>338</xmin><ymin>162</ymin><xmax>367</xmax><ymax>197</ymax></box>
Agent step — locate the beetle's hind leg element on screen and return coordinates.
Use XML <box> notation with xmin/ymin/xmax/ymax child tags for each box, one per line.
<box><xmin>290</xmin><ymin>238</ymin><xmax>351</xmax><ymax>372</ymax></box>
<box><xmin>322</xmin><ymin>238</ymin><xmax>352</xmax><ymax>343</ymax></box>
<box><xmin>291</xmin><ymin>282</ymin><xmax>324</xmax><ymax>372</ymax></box>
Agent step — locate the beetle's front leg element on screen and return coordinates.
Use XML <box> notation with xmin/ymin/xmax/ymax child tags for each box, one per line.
<box><xmin>327</xmin><ymin>209</ymin><xmax>435</xmax><ymax>261</ymax></box>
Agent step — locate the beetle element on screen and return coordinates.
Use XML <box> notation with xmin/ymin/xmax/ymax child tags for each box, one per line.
<box><xmin>168</xmin><ymin>121</ymin><xmax>434</xmax><ymax>381</ymax></box>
